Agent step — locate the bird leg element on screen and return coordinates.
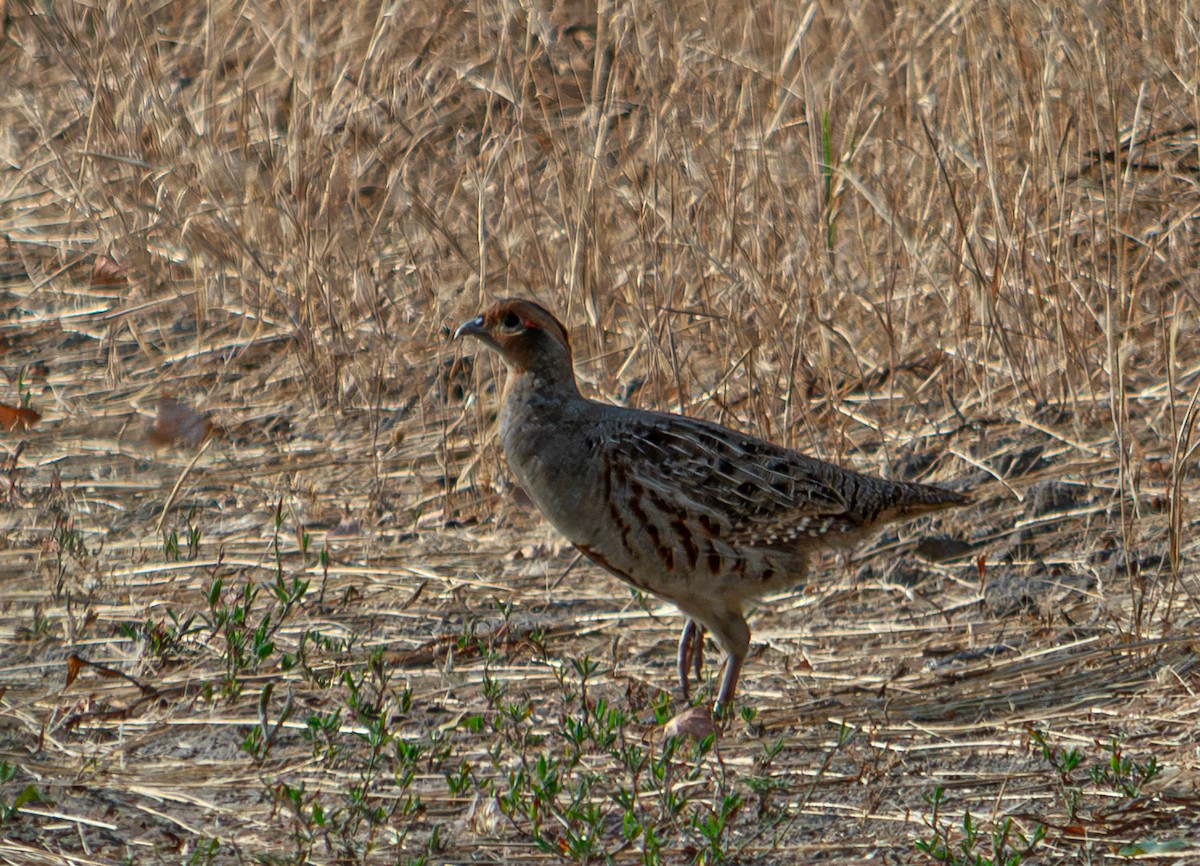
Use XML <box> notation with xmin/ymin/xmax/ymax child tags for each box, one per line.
<box><xmin>712</xmin><ymin>611</ymin><xmax>750</xmax><ymax>718</ymax></box>
<box><xmin>714</xmin><ymin>652</ymin><xmax>744</xmax><ymax>718</ymax></box>
<box><xmin>677</xmin><ymin>619</ymin><xmax>705</xmax><ymax>699</ymax></box>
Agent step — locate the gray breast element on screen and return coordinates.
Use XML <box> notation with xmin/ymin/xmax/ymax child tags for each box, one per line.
<box><xmin>499</xmin><ymin>404</ymin><xmax>602</xmax><ymax>547</ymax></box>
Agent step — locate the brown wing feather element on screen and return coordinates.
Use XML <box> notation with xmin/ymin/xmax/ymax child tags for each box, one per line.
<box><xmin>607</xmin><ymin>409</ymin><xmax>960</xmax><ymax>551</ymax></box>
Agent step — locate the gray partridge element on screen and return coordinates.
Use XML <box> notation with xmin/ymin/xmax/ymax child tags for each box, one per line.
<box><xmin>456</xmin><ymin>298</ymin><xmax>967</xmax><ymax>715</ymax></box>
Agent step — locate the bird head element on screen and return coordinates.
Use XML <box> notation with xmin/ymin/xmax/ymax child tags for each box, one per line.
<box><xmin>454</xmin><ymin>298</ymin><xmax>575</xmax><ymax>381</ymax></box>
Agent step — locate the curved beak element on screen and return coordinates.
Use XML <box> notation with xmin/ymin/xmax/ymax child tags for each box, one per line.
<box><xmin>454</xmin><ymin>315</ymin><xmax>487</xmax><ymax>340</ymax></box>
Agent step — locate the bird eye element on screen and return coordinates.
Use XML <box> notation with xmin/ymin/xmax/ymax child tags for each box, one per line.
<box><xmin>501</xmin><ymin>312</ymin><xmax>521</xmax><ymax>330</ymax></box>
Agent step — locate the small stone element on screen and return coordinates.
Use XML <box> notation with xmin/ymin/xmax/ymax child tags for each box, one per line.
<box><xmin>1024</xmin><ymin>480</ymin><xmax>1084</xmax><ymax>518</ymax></box>
<box><xmin>914</xmin><ymin>536</ymin><xmax>975</xmax><ymax>562</ymax></box>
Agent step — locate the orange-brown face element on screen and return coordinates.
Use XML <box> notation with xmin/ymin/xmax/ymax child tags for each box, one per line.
<box><xmin>454</xmin><ymin>298</ymin><xmax>572</xmax><ymax>374</ymax></box>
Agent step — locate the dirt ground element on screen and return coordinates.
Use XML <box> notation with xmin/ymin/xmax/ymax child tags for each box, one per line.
<box><xmin>2</xmin><ymin>2</ymin><xmax>1199</xmax><ymax>864</ymax></box>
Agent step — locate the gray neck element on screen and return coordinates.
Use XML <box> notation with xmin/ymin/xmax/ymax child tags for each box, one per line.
<box><xmin>504</xmin><ymin>365</ymin><xmax>581</xmax><ymax>415</ymax></box>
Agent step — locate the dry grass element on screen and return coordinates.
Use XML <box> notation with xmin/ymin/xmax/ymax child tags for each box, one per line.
<box><xmin>2</xmin><ymin>0</ymin><xmax>1200</xmax><ymax>863</ymax></box>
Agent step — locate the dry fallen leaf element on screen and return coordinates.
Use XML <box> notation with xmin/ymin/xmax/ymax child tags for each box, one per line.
<box><xmin>149</xmin><ymin>397</ymin><xmax>213</xmax><ymax>448</ymax></box>
<box><xmin>90</xmin><ymin>253</ymin><xmax>129</xmax><ymax>287</ymax></box>
<box><xmin>0</xmin><ymin>403</ymin><xmax>40</xmax><ymax>432</ymax></box>
<box><xmin>661</xmin><ymin>705</ymin><xmax>717</xmax><ymax>741</ymax></box>
<box><xmin>65</xmin><ymin>654</ymin><xmax>84</xmax><ymax>688</ymax></box>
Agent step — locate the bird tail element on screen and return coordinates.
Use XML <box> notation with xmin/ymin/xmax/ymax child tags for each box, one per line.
<box><xmin>881</xmin><ymin>481</ymin><xmax>970</xmax><ymax>521</ymax></box>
